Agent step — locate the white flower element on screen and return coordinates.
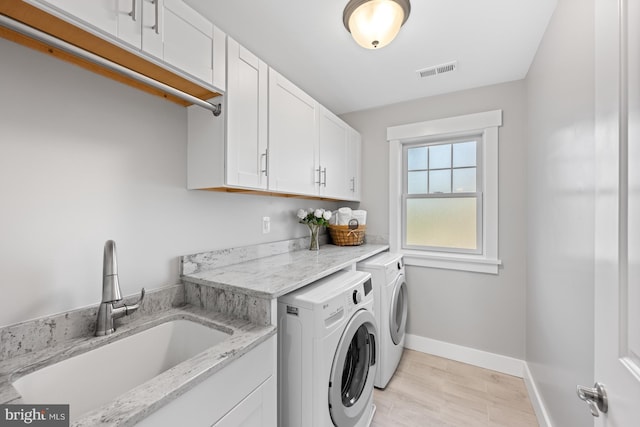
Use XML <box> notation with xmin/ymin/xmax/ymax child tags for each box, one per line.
<box><xmin>314</xmin><ymin>209</ymin><xmax>323</xmax><ymax>218</ymax></box>
<box><xmin>297</xmin><ymin>209</ymin><xmax>307</xmax><ymax>220</ymax></box>
<box><xmin>323</xmin><ymin>210</ymin><xmax>332</xmax><ymax>220</ymax></box>
<box><xmin>308</xmin><ymin>208</ymin><xmax>315</xmax><ymax>214</ymax></box>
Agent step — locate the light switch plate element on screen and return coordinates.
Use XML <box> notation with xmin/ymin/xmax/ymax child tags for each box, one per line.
<box><xmin>262</xmin><ymin>216</ymin><xmax>270</xmax><ymax>234</ymax></box>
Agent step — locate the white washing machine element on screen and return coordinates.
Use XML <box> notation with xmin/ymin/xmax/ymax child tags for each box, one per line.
<box><xmin>278</xmin><ymin>270</ymin><xmax>378</xmax><ymax>427</ymax></box>
<box><xmin>357</xmin><ymin>252</ymin><xmax>407</xmax><ymax>389</ymax></box>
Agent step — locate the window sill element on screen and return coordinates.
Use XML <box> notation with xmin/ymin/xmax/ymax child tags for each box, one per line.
<box><xmin>400</xmin><ymin>250</ymin><xmax>502</xmax><ymax>274</ymax></box>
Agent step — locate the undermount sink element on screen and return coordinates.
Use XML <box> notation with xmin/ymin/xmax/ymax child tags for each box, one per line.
<box><xmin>12</xmin><ymin>319</ymin><xmax>231</xmax><ymax>422</ymax></box>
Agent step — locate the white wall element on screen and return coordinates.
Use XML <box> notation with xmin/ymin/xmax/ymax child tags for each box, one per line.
<box><xmin>525</xmin><ymin>0</ymin><xmax>595</xmax><ymax>425</ymax></box>
<box><xmin>341</xmin><ymin>80</ymin><xmax>528</xmax><ymax>358</ymax></box>
<box><xmin>0</xmin><ymin>38</ymin><xmax>336</xmax><ymax>328</ymax></box>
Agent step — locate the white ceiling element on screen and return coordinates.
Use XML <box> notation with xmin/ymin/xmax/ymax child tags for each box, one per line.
<box><xmin>186</xmin><ymin>0</ymin><xmax>557</xmax><ymax>115</ymax></box>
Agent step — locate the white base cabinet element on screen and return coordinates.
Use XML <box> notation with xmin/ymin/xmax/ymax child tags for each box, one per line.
<box><xmin>213</xmin><ymin>377</ymin><xmax>275</xmax><ymax>427</ymax></box>
<box><xmin>136</xmin><ymin>336</ymin><xmax>276</xmax><ymax>427</ymax></box>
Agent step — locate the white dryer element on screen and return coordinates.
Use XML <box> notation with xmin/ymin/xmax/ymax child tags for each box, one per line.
<box><xmin>357</xmin><ymin>252</ymin><xmax>407</xmax><ymax>389</ymax></box>
<box><xmin>278</xmin><ymin>270</ymin><xmax>378</xmax><ymax>427</ymax></box>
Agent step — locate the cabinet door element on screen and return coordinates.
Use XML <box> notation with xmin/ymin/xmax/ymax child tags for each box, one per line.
<box><xmin>268</xmin><ymin>68</ymin><xmax>319</xmax><ymax>195</ymax></box>
<box><xmin>31</xmin><ymin>0</ymin><xmax>141</xmax><ymax>48</ymax></box>
<box><xmin>226</xmin><ymin>38</ymin><xmax>268</xmax><ymax>190</ymax></box>
<box><xmin>347</xmin><ymin>129</ymin><xmax>362</xmax><ymax>201</ymax></box>
<box><xmin>213</xmin><ymin>377</ymin><xmax>276</xmax><ymax>427</ymax></box>
<box><xmin>150</xmin><ymin>0</ymin><xmax>219</xmax><ymax>84</ymax></box>
<box><xmin>141</xmin><ymin>0</ymin><xmax>162</xmax><ymax>58</ymax></box>
<box><xmin>318</xmin><ymin>106</ymin><xmax>350</xmax><ymax>199</ymax></box>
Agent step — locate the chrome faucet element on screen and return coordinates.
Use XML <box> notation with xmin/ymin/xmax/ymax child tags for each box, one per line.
<box><xmin>95</xmin><ymin>240</ymin><xmax>145</xmax><ymax>336</ymax></box>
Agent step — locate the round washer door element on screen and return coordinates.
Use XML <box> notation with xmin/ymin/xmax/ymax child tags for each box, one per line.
<box><xmin>389</xmin><ymin>274</ymin><xmax>408</xmax><ymax>345</ymax></box>
<box><xmin>328</xmin><ymin>309</ymin><xmax>377</xmax><ymax>427</ymax></box>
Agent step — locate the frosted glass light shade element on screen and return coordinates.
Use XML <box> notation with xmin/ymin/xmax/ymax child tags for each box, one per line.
<box><xmin>343</xmin><ymin>0</ymin><xmax>411</xmax><ymax>49</ymax></box>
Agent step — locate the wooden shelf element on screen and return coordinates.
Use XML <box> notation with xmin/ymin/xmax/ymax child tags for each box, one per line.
<box><xmin>0</xmin><ymin>1</ymin><xmax>221</xmax><ymax>106</ymax></box>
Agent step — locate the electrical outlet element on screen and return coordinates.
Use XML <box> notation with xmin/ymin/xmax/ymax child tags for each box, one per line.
<box><xmin>262</xmin><ymin>216</ymin><xmax>271</xmax><ymax>234</ymax></box>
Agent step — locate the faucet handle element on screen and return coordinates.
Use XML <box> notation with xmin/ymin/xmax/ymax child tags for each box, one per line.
<box><xmin>123</xmin><ymin>288</ymin><xmax>145</xmax><ymax>315</ymax></box>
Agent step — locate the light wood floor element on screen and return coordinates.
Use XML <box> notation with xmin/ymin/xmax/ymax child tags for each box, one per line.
<box><xmin>371</xmin><ymin>349</ymin><xmax>539</xmax><ymax>427</ymax></box>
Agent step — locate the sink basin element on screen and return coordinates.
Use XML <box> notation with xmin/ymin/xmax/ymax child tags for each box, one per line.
<box><xmin>12</xmin><ymin>319</ymin><xmax>231</xmax><ymax>422</ymax></box>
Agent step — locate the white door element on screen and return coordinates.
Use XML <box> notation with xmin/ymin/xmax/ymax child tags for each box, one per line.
<box><xmin>141</xmin><ymin>0</ymin><xmax>163</xmax><ymax>58</ymax></box>
<box><xmin>226</xmin><ymin>38</ymin><xmax>268</xmax><ymax>190</ymax></box>
<box><xmin>318</xmin><ymin>106</ymin><xmax>350</xmax><ymax>199</ymax></box>
<box><xmin>161</xmin><ymin>0</ymin><xmax>215</xmax><ymax>84</ymax></box>
<box><xmin>268</xmin><ymin>69</ymin><xmax>318</xmax><ymax>195</ymax></box>
<box><xmin>32</xmin><ymin>0</ymin><xmax>141</xmax><ymax>48</ymax></box>
<box><xmin>347</xmin><ymin>129</ymin><xmax>362</xmax><ymax>201</ymax></box>
<box><xmin>591</xmin><ymin>0</ymin><xmax>640</xmax><ymax>424</ymax></box>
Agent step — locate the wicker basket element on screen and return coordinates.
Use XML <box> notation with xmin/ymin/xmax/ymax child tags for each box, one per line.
<box><xmin>328</xmin><ymin>224</ymin><xmax>366</xmax><ymax>246</ymax></box>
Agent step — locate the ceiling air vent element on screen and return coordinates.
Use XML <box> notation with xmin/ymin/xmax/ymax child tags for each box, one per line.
<box><xmin>417</xmin><ymin>61</ymin><xmax>457</xmax><ymax>78</ymax></box>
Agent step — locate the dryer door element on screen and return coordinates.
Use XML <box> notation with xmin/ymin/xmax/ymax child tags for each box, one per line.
<box><xmin>328</xmin><ymin>309</ymin><xmax>377</xmax><ymax>427</ymax></box>
<box><xmin>389</xmin><ymin>274</ymin><xmax>408</xmax><ymax>345</ymax></box>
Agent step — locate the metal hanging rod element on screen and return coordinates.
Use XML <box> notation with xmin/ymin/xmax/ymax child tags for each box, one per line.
<box><xmin>0</xmin><ymin>14</ymin><xmax>222</xmax><ymax>116</ymax></box>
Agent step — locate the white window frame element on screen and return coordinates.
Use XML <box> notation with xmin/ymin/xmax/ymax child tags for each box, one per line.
<box><xmin>388</xmin><ymin>110</ymin><xmax>502</xmax><ymax>274</ymax></box>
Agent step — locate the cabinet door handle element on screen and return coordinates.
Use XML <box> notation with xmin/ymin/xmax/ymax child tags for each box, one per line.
<box><xmin>128</xmin><ymin>0</ymin><xmax>136</xmax><ymax>21</ymax></box>
<box><xmin>151</xmin><ymin>0</ymin><xmax>159</xmax><ymax>34</ymax></box>
<box><xmin>322</xmin><ymin>168</ymin><xmax>327</xmax><ymax>187</ymax></box>
<box><xmin>261</xmin><ymin>150</ymin><xmax>268</xmax><ymax>176</ymax></box>
<box><xmin>350</xmin><ymin>177</ymin><xmax>356</xmax><ymax>192</ymax></box>
<box><xmin>315</xmin><ymin>167</ymin><xmax>322</xmax><ymax>185</ymax></box>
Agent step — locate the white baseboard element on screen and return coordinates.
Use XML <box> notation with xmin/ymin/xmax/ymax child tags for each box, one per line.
<box><xmin>522</xmin><ymin>363</ymin><xmax>553</xmax><ymax>427</ymax></box>
<box><xmin>404</xmin><ymin>333</ymin><xmax>525</xmax><ymax>377</ymax></box>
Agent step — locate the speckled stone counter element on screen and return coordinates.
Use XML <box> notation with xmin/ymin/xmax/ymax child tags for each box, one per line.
<box><xmin>0</xmin><ymin>306</ymin><xmax>275</xmax><ymax>427</ymax></box>
<box><xmin>181</xmin><ymin>242</ymin><xmax>389</xmax><ymax>299</ymax></box>
<box><xmin>180</xmin><ymin>240</ymin><xmax>389</xmax><ymax>326</ymax></box>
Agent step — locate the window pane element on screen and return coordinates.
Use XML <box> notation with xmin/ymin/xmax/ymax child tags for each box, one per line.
<box><xmin>407</xmin><ymin>171</ymin><xmax>427</xmax><ymax>194</ymax></box>
<box><xmin>452</xmin><ymin>168</ymin><xmax>476</xmax><ymax>192</ymax></box>
<box><xmin>429</xmin><ymin>170</ymin><xmax>451</xmax><ymax>193</ymax></box>
<box><xmin>405</xmin><ymin>197</ymin><xmax>477</xmax><ymax>250</ymax></box>
<box><xmin>407</xmin><ymin>146</ymin><xmax>427</xmax><ymax>170</ymax></box>
<box><xmin>429</xmin><ymin>144</ymin><xmax>451</xmax><ymax>169</ymax></box>
<box><xmin>453</xmin><ymin>141</ymin><xmax>476</xmax><ymax>167</ymax></box>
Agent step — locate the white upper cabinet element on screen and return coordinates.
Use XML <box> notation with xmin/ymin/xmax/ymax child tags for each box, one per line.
<box><xmin>188</xmin><ymin>61</ymin><xmax>361</xmax><ymax>200</ymax></box>
<box><xmin>268</xmin><ymin>68</ymin><xmax>319</xmax><ymax>196</ymax></box>
<box><xmin>27</xmin><ymin>0</ymin><xmax>225</xmax><ymax>90</ymax></box>
<box><xmin>27</xmin><ymin>0</ymin><xmax>141</xmax><ymax>47</ymax></box>
<box><xmin>187</xmin><ymin>38</ymin><xmax>268</xmax><ymax>191</ymax></box>
<box><xmin>318</xmin><ymin>106</ymin><xmax>351</xmax><ymax>200</ymax></box>
<box><xmin>140</xmin><ymin>0</ymin><xmax>162</xmax><ymax>58</ymax></box>
<box><xmin>347</xmin><ymin>128</ymin><xmax>362</xmax><ymax>201</ymax></box>
<box><xmin>226</xmin><ymin>38</ymin><xmax>268</xmax><ymax>190</ymax></box>
<box><xmin>159</xmin><ymin>0</ymin><xmax>225</xmax><ymax>88</ymax></box>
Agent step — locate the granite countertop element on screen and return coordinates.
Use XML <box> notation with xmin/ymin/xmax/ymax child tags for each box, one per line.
<box><xmin>0</xmin><ymin>306</ymin><xmax>275</xmax><ymax>427</ymax></box>
<box><xmin>181</xmin><ymin>243</ymin><xmax>390</xmax><ymax>299</ymax></box>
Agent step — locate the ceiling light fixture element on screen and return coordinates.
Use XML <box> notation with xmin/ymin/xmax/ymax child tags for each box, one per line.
<box><xmin>343</xmin><ymin>0</ymin><xmax>411</xmax><ymax>49</ymax></box>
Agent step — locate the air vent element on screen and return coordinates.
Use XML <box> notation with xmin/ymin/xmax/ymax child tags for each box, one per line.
<box><xmin>417</xmin><ymin>61</ymin><xmax>457</xmax><ymax>78</ymax></box>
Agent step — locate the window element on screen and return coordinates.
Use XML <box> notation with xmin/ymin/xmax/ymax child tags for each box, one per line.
<box><xmin>388</xmin><ymin>110</ymin><xmax>502</xmax><ymax>274</ymax></box>
<box><xmin>403</xmin><ymin>137</ymin><xmax>482</xmax><ymax>253</ymax></box>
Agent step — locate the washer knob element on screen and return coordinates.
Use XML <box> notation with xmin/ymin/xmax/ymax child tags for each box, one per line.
<box><xmin>352</xmin><ymin>290</ymin><xmax>362</xmax><ymax>304</ymax></box>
